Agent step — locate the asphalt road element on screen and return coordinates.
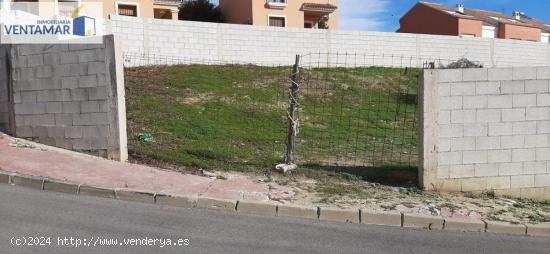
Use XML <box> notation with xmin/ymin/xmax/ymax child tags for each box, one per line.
<box><xmin>0</xmin><ymin>184</ymin><xmax>548</xmax><ymax>254</ymax></box>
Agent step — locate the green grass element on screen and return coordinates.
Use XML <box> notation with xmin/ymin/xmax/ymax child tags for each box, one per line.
<box><xmin>296</xmin><ymin>67</ymin><xmax>419</xmax><ymax>168</ymax></box>
<box><xmin>125</xmin><ymin>64</ymin><xmax>419</xmax><ymax>175</ymax></box>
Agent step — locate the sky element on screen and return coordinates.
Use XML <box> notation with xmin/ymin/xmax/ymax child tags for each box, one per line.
<box><xmin>210</xmin><ymin>0</ymin><xmax>550</xmax><ymax>32</ymax></box>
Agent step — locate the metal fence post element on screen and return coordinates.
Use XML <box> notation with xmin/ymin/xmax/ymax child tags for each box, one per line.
<box><xmin>285</xmin><ymin>55</ymin><xmax>300</xmax><ymax>164</ymax></box>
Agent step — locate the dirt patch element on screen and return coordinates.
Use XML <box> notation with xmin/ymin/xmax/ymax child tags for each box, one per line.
<box><xmin>256</xmin><ymin>172</ymin><xmax>549</xmax><ymax>225</ymax></box>
<box><xmin>176</xmin><ymin>93</ymin><xmax>215</xmax><ymax>105</ymax></box>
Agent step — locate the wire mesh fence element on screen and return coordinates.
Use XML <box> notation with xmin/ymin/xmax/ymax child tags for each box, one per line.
<box><xmin>123</xmin><ymin>51</ymin><xmax>470</xmax><ymax>174</ymax></box>
<box><xmin>123</xmin><ymin>52</ymin><xmax>290</xmax><ymax>68</ymax></box>
<box><xmin>123</xmin><ymin>53</ymin><xmax>291</xmax><ymax>172</ymax></box>
<box><xmin>292</xmin><ymin>53</ymin><xmax>424</xmax><ymax>170</ymax></box>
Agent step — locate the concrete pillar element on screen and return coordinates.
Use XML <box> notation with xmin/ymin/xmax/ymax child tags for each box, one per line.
<box><xmin>104</xmin><ymin>35</ymin><xmax>128</xmax><ymax>162</ymax></box>
<box><xmin>419</xmin><ymin>69</ymin><xmax>440</xmax><ymax>190</ymax></box>
<box><xmin>171</xmin><ymin>9</ymin><xmax>179</xmax><ymax>21</ymax></box>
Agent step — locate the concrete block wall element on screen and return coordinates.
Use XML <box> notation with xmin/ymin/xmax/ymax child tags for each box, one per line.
<box><xmin>0</xmin><ymin>46</ymin><xmax>10</xmax><ymax>133</ymax></box>
<box><xmin>0</xmin><ymin>35</ymin><xmax>128</xmax><ymax>161</ymax></box>
<box><xmin>108</xmin><ymin>16</ymin><xmax>550</xmax><ymax>68</ymax></box>
<box><xmin>420</xmin><ymin>67</ymin><xmax>550</xmax><ymax>200</ymax></box>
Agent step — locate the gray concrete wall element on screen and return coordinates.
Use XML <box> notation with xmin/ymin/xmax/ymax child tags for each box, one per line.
<box><xmin>0</xmin><ymin>35</ymin><xmax>127</xmax><ymax>162</ymax></box>
<box><xmin>420</xmin><ymin>67</ymin><xmax>550</xmax><ymax>200</ymax></box>
<box><xmin>109</xmin><ymin>16</ymin><xmax>550</xmax><ymax>68</ymax></box>
<box><xmin>0</xmin><ymin>46</ymin><xmax>10</xmax><ymax>133</ymax></box>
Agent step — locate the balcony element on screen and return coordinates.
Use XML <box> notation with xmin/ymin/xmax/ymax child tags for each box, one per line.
<box><xmin>301</xmin><ymin>3</ymin><xmax>338</xmax><ymax>14</ymax></box>
<box><xmin>154</xmin><ymin>0</ymin><xmax>184</xmax><ymax>6</ymax></box>
<box><xmin>266</xmin><ymin>0</ymin><xmax>288</xmax><ymax>9</ymax></box>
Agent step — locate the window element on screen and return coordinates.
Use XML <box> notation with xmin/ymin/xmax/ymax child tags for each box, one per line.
<box><xmin>542</xmin><ymin>33</ymin><xmax>549</xmax><ymax>43</ymax></box>
<box><xmin>266</xmin><ymin>0</ymin><xmax>287</xmax><ymax>9</ymax></box>
<box><xmin>304</xmin><ymin>22</ymin><xmax>313</xmax><ymax>29</ymax></box>
<box><xmin>116</xmin><ymin>2</ymin><xmax>139</xmax><ymax>17</ymax></box>
<box><xmin>11</xmin><ymin>0</ymin><xmax>39</xmax><ymax>14</ymax></box>
<box><xmin>57</xmin><ymin>0</ymin><xmax>81</xmax><ymax>17</ymax></box>
<box><xmin>268</xmin><ymin>16</ymin><xmax>286</xmax><ymax>27</ymax></box>
<box><xmin>482</xmin><ymin>26</ymin><xmax>496</xmax><ymax>39</ymax></box>
<box><xmin>154</xmin><ymin>8</ymin><xmax>172</xmax><ymax>20</ymax></box>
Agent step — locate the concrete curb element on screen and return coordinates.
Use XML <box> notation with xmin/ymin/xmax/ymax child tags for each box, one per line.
<box><xmin>11</xmin><ymin>174</ymin><xmax>44</xmax><ymax>190</ymax></box>
<box><xmin>319</xmin><ymin>208</ymin><xmax>360</xmax><ymax>224</ymax></box>
<box><xmin>444</xmin><ymin>218</ymin><xmax>486</xmax><ymax>232</ymax></box>
<box><xmin>43</xmin><ymin>179</ymin><xmax>79</xmax><ymax>194</ymax></box>
<box><xmin>0</xmin><ymin>171</ymin><xmax>10</xmax><ymax>184</ymax></box>
<box><xmin>485</xmin><ymin>221</ymin><xmax>527</xmax><ymax>236</ymax></box>
<box><xmin>78</xmin><ymin>185</ymin><xmax>116</xmax><ymax>199</ymax></box>
<box><xmin>1</xmin><ymin>171</ymin><xmax>549</xmax><ymax>238</ymax></box>
<box><xmin>155</xmin><ymin>194</ymin><xmax>196</xmax><ymax>208</ymax></box>
<box><xmin>361</xmin><ymin>210</ymin><xmax>402</xmax><ymax>227</ymax></box>
<box><xmin>197</xmin><ymin>197</ymin><xmax>237</xmax><ymax>212</ymax></box>
<box><xmin>116</xmin><ymin>190</ymin><xmax>155</xmax><ymax>204</ymax></box>
<box><xmin>403</xmin><ymin>213</ymin><xmax>444</xmax><ymax>230</ymax></box>
<box><xmin>277</xmin><ymin>204</ymin><xmax>319</xmax><ymax>220</ymax></box>
<box><xmin>237</xmin><ymin>201</ymin><xmax>277</xmax><ymax>216</ymax></box>
<box><xmin>526</xmin><ymin>223</ymin><xmax>550</xmax><ymax>237</ymax></box>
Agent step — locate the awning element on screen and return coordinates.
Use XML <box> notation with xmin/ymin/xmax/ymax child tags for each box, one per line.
<box><xmin>301</xmin><ymin>3</ymin><xmax>337</xmax><ymax>14</ymax></box>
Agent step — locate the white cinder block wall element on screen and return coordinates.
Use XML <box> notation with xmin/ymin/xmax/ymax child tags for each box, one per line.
<box><xmin>108</xmin><ymin>16</ymin><xmax>550</xmax><ymax>67</ymax></box>
<box><xmin>421</xmin><ymin>67</ymin><xmax>550</xmax><ymax>200</ymax></box>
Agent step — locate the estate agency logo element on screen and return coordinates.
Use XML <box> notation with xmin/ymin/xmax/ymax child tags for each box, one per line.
<box><xmin>0</xmin><ymin>2</ymin><xmax>103</xmax><ymax>44</ymax></box>
<box><xmin>73</xmin><ymin>16</ymin><xmax>97</xmax><ymax>37</ymax></box>
<box><xmin>3</xmin><ymin>10</ymin><xmax>96</xmax><ymax>37</ymax></box>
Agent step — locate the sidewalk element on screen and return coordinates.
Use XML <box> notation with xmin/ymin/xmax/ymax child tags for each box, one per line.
<box><xmin>2</xmin><ymin>133</ymin><xmax>550</xmax><ymax>237</ymax></box>
<box><xmin>0</xmin><ymin>133</ymin><xmax>275</xmax><ymax>202</ymax></box>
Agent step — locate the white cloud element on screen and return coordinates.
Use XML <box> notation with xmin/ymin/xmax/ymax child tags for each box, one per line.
<box><xmin>338</xmin><ymin>0</ymin><xmax>390</xmax><ymax>31</ymax></box>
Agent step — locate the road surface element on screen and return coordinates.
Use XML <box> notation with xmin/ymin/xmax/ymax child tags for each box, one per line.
<box><xmin>0</xmin><ymin>184</ymin><xmax>548</xmax><ymax>254</ymax></box>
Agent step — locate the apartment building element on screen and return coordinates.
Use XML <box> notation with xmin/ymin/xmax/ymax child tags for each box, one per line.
<box><xmin>2</xmin><ymin>0</ymin><xmax>182</xmax><ymax>20</ymax></box>
<box><xmin>106</xmin><ymin>0</ymin><xmax>181</xmax><ymax>20</ymax></box>
<box><xmin>399</xmin><ymin>2</ymin><xmax>550</xmax><ymax>42</ymax></box>
<box><xmin>219</xmin><ymin>0</ymin><xmax>338</xmax><ymax>29</ymax></box>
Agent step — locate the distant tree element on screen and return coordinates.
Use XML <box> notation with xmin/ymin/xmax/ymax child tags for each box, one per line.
<box><xmin>179</xmin><ymin>0</ymin><xmax>222</xmax><ymax>23</ymax></box>
<box><xmin>318</xmin><ymin>16</ymin><xmax>329</xmax><ymax>29</ymax></box>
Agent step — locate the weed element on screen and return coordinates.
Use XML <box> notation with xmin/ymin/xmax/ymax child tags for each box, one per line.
<box><xmin>486</xmin><ymin>209</ymin><xmax>508</xmax><ymax>222</ymax></box>
<box><xmin>482</xmin><ymin>190</ymin><xmax>496</xmax><ymax>199</ymax></box>
<box><xmin>464</xmin><ymin>192</ymin><xmax>481</xmax><ymax>199</ymax></box>
<box><xmin>340</xmin><ymin>172</ymin><xmax>360</xmax><ymax>181</ymax></box>
<box><xmin>440</xmin><ymin>202</ymin><xmax>460</xmax><ymax>212</ymax></box>
<box><xmin>405</xmin><ymin>187</ymin><xmax>422</xmax><ymax>196</ymax></box>
<box><xmin>524</xmin><ymin>212</ymin><xmax>550</xmax><ymax>224</ymax></box>
<box><xmin>381</xmin><ymin>204</ymin><xmax>398</xmax><ymax>210</ymax></box>
<box><xmin>401</xmin><ymin>202</ymin><xmax>416</xmax><ymax>208</ymax></box>
<box><xmin>318</xmin><ymin>197</ymin><xmax>332</xmax><ymax>204</ymax></box>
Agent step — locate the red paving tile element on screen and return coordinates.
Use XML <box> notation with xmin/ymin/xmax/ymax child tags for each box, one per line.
<box><xmin>0</xmin><ymin>134</ymin><xmax>271</xmax><ymax>202</ymax></box>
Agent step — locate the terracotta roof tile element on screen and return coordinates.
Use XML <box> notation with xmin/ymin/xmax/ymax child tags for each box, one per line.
<box><xmin>419</xmin><ymin>1</ymin><xmax>550</xmax><ymax>30</ymax></box>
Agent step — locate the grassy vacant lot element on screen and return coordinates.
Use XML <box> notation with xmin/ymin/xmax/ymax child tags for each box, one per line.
<box><xmin>125</xmin><ymin>64</ymin><xmax>419</xmax><ymax>179</ymax></box>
